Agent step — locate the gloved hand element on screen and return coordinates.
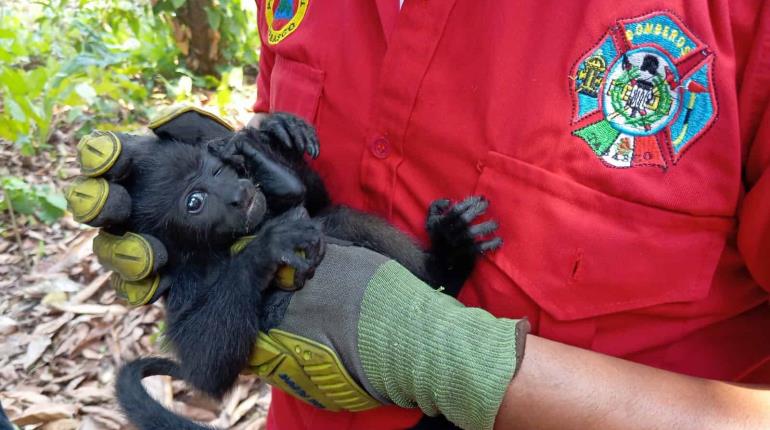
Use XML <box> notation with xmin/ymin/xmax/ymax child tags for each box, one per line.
<box><xmin>250</xmin><ymin>243</ymin><xmax>529</xmax><ymax>430</ymax></box>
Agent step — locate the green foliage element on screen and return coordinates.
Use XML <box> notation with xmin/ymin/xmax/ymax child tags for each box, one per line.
<box><xmin>0</xmin><ymin>0</ymin><xmax>258</xmax><ymax>156</ymax></box>
<box><xmin>154</xmin><ymin>0</ymin><xmax>260</xmax><ymax>71</ymax></box>
<box><xmin>0</xmin><ymin>176</ymin><xmax>67</xmax><ymax>225</ymax></box>
<box><xmin>0</xmin><ymin>0</ymin><xmax>180</xmax><ymax>155</ymax></box>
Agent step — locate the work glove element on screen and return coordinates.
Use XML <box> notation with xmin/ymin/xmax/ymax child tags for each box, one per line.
<box><xmin>250</xmin><ymin>243</ymin><xmax>529</xmax><ymax>430</ymax></box>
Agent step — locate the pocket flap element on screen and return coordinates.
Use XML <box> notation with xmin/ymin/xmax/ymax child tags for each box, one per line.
<box><xmin>475</xmin><ymin>152</ymin><xmax>733</xmax><ymax>321</ymax></box>
<box><xmin>269</xmin><ymin>56</ymin><xmax>325</xmax><ymax>123</ymax></box>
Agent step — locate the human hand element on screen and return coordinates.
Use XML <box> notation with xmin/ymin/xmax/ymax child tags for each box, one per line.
<box><xmin>251</xmin><ymin>243</ymin><xmax>529</xmax><ymax>430</ymax></box>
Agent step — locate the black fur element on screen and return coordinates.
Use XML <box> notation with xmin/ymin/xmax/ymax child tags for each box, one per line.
<box><xmin>116</xmin><ymin>113</ymin><xmax>500</xmax><ymax>429</ymax></box>
<box><xmin>0</xmin><ymin>400</ymin><xmax>13</xmax><ymax>430</ymax></box>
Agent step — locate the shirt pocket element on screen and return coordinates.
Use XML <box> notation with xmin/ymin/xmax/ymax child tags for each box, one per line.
<box><xmin>269</xmin><ymin>55</ymin><xmax>325</xmax><ymax>123</ymax></box>
<box><xmin>474</xmin><ymin>151</ymin><xmax>734</xmax><ymax>321</ymax></box>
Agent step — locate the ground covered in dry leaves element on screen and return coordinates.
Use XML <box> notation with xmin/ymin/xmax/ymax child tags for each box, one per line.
<box><xmin>0</xmin><ymin>100</ymin><xmax>272</xmax><ymax>429</ymax></box>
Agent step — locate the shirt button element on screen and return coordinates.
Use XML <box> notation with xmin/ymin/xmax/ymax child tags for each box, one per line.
<box><xmin>370</xmin><ymin>136</ymin><xmax>391</xmax><ymax>159</ymax></box>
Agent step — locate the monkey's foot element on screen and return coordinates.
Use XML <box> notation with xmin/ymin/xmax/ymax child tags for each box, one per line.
<box><xmin>426</xmin><ymin>196</ymin><xmax>502</xmax><ymax>256</ymax></box>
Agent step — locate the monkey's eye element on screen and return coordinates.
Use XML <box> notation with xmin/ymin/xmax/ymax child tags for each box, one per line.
<box><xmin>213</xmin><ymin>166</ymin><xmax>223</xmax><ymax>177</ymax></box>
<box><xmin>186</xmin><ymin>192</ymin><xmax>207</xmax><ymax>214</ymax></box>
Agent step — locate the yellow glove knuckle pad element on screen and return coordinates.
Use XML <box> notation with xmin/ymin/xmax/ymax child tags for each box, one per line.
<box><xmin>111</xmin><ymin>273</ymin><xmax>161</xmax><ymax>307</ymax></box>
<box><xmin>66</xmin><ymin>177</ymin><xmax>110</xmax><ymax>223</ymax></box>
<box><xmin>76</xmin><ymin>131</ymin><xmax>122</xmax><ymax>177</ymax></box>
<box><xmin>93</xmin><ymin>232</ymin><xmax>159</xmax><ymax>281</ymax></box>
<box><xmin>250</xmin><ymin>330</ymin><xmax>379</xmax><ymax>412</ymax></box>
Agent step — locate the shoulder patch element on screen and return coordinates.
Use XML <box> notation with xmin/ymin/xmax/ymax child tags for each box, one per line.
<box><xmin>569</xmin><ymin>11</ymin><xmax>717</xmax><ymax>170</ymax></box>
<box><xmin>265</xmin><ymin>0</ymin><xmax>309</xmax><ymax>45</ymax></box>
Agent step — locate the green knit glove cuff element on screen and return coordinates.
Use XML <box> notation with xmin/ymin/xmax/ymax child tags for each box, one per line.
<box><xmin>358</xmin><ymin>261</ymin><xmax>529</xmax><ymax>430</ymax></box>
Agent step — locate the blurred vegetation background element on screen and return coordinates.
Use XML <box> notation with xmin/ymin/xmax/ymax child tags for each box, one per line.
<box><xmin>0</xmin><ymin>2</ymin><xmax>270</xmax><ymax>428</ymax></box>
<box><xmin>0</xmin><ymin>0</ymin><xmax>260</xmax><ymax>262</ymax></box>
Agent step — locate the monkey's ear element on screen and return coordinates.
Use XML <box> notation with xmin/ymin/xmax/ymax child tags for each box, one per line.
<box><xmin>149</xmin><ymin>104</ymin><xmax>234</xmax><ymax>145</ymax></box>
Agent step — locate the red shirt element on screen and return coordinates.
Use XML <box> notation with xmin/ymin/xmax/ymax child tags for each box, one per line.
<box><xmin>253</xmin><ymin>1</ymin><xmax>770</xmax><ymax>429</ymax></box>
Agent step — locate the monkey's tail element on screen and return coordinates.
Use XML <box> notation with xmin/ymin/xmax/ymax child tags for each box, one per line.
<box><xmin>117</xmin><ymin>357</ymin><xmax>217</xmax><ymax>430</ymax></box>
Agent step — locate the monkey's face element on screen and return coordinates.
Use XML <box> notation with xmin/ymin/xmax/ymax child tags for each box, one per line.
<box><xmin>180</xmin><ymin>151</ymin><xmax>267</xmax><ymax>240</ymax></box>
<box><xmin>128</xmin><ymin>141</ymin><xmax>267</xmax><ymax>250</ymax></box>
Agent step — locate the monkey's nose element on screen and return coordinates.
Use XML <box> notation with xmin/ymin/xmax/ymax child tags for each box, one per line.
<box><xmin>230</xmin><ymin>179</ymin><xmax>255</xmax><ymax>208</ymax></box>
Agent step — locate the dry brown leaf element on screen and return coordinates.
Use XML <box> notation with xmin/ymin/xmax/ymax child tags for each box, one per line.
<box><xmin>34</xmin><ymin>229</ymin><xmax>97</xmax><ymax>275</ymax></box>
<box><xmin>19</xmin><ymin>335</ymin><xmax>52</xmax><ymax>369</ymax></box>
<box><xmin>23</xmin><ymin>275</ymin><xmax>82</xmax><ymax>298</ymax></box>
<box><xmin>70</xmin><ymin>272</ymin><xmax>110</xmax><ymax>304</ymax></box>
<box><xmin>40</xmin><ymin>418</ymin><xmax>79</xmax><ymax>430</ymax></box>
<box><xmin>49</xmin><ymin>303</ymin><xmax>126</xmax><ymax>315</ymax></box>
<box><xmin>0</xmin><ymin>316</ymin><xmax>18</xmax><ymax>335</ymax></box>
<box><xmin>233</xmin><ymin>416</ymin><xmax>266</xmax><ymax>430</ymax></box>
<box><xmin>80</xmin><ymin>405</ymin><xmax>126</xmax><ymax>427</ymax></box>
<box><xmin>12</xmin><ymin>403</ymin><xmax>77</xmax><ymax>426</ymax></box>
<box><xmin>2</xmin><ymin>390</ymin><xmax>51</xmax><ymax>404</ymax></box>
<box><xmin>173</xmin><ymin>401</ymin><xmax>218</xmax><ymax>423</ymax></box>
<box><xmin>142</xmin><ymin>375</ymin><xmax>173</xmax><ymax>407</ymax></box>
<box><xmin>78</xmin><ymin>416</ymin><xmax>103</xmax><ymax>430</ymax></box>
<box><xmin>68</xmin><ymin>386</ymin><xmax>112</xmax><ymax>404</ymax></box>
<box><xmin>42</xmin><ymin>291</ymin><xmax>69</xmax><ymax>306</ymax></box>
<box><xmin>33</xmin><ymin>312</ymin><xmax>75</xmax><ymax>336</ymax></box>
<box><xmin>230</xmin><ymin>392</ymin><xmax>261</xmax><ymax>426</ymax></box>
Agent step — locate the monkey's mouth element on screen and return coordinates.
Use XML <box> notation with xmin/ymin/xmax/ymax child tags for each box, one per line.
<box><xmin>242</xmin><ymin>191</ymin><xmax>266</xmax><ymax>233</ymax></box>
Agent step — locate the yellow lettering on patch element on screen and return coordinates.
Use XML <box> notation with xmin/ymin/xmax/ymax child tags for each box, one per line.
<box><xmin>669</xmin><ymin>29</ymin><xmax>679</xmax><ymax>42</ymax></box>
<box><xmin>676</xmin><ymin>37</ymin><xmax>686</xmax><ymax>48</ymax></box>
<box><xmin>625</xmin><ymin>30</ymin><xmax>634</xmax><ymax>42</ymax></box>
<box><xmin>662</xmin><ymin>26</ymin><xmax>669</xmax><ymax>38</ymax></box>
<box><xmin>636</xmin><ymin>24</ymin><xmax>644</xmax><ymax>35</ymax></box>
<box><xmin>654</xmin><ymin>23</ymin><xmax>663</xmax><ymax>35</ymax></box>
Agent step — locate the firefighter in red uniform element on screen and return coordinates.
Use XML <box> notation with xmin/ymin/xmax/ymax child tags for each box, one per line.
<box><xmin>249</xmin><ymin>1</ymin><xmax>770</xmax><ymax>429</ymax></box>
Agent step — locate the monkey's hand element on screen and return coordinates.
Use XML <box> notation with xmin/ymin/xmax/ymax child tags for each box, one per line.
<box><xmin>257</xmin><ymin>112</ymin><xmax>320</xmax><ymax>159</ymax></box>
<box><xmin>251</xmin><ymin>244</ymin><xmax>529</xmax><ymax>430</ymax></box>
<box><xmin>246</xmin><ymin>208</ymin><xmax>326</xmax><ymax>290</ymax></box>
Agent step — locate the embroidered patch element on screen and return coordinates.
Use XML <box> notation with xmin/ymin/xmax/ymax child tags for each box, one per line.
<box><xmin>265</xmin><ymin>0</ymin><xmax>309</xmax><ymax>45</ymax></box>
<box><xmin>569</xmin><ymin>11</ymin><xmax>717</xmax><ymax>169</ymax></box>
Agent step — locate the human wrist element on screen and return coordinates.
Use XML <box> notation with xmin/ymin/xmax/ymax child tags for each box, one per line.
<box><xmin>357</xmin><ymin>260</ymin><xmax>529</xmax><ymax>430</ymax></box>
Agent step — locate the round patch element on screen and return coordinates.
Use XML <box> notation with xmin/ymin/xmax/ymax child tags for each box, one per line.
<box><xmin>602</xmin><ymin>48</ymin><xmax>680</xmax><ymax>136</ymax></box>
<box><xmin>265</xmin><ymin>0</ymin><xmax>309</xmax><ymax>45</ymax></box>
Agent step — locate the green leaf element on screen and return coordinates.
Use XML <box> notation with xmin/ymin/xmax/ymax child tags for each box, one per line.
<box><xmin>74</xmin><ymin>82</ymin><xmax>97</xmax><ymax>103</ymax></box>
<box><xmin>4</xmin><ymin>97</ymin><xmax>27</xmax><ymax>122</ymax></box>
<box><xmin>171</xmin><ymin>0</ymin><xmax>186</xmax><ymax>9</ymax></box>
<box><xmin>205</xmin><ymin>8</ymin><xmax>222</xmax><ymax>30</ymax></box>
<box><xmin>37</xmin><ymin>189</ymin><xmax>66</xmax><ymax>224</ymax></box>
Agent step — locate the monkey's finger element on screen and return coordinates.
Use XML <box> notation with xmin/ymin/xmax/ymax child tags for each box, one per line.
<box><xmin>458</xmin><ymin>197</ymin><xmax>489</xmax><ymax>223</ymax></box>
<box><xmin>280</xmin><ymin>253</ymin><xmax>314</xmax><ymax>273</ymax></box>
<box><xmin>429</xmin><ymin>199</ymin><xmax>451</xmax><ymax>217</ymax></box>
<box><xmin>450</xmin><ymin>195</ymin><xmax>483</xmax><ymax>216</ymax></box>
<box><xmin>296</xmin><ymin>121</ymin><xmax>319</xmax><ymax>159</ymax></box>
<box><xmin>468</xmin><ymin>220</ymin><xmax>499</xmax><ymax>238</ymax></box>
<box><xmin>477</xmin><ymin>237</ymin><xmax>503</xmax><ymax>253</ymax></box>
<box><xmin>266</xmin><ymin>118</ymin><xmax>296</xmax><ymax>152</ymax></box>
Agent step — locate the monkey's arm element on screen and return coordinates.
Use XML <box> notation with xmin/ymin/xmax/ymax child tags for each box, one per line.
<box><xmin>163</xmin><ymin>215</ymin><xmax>325</xmax><ymax>398</ymax></box>
<box><xmin>163</xmin><ymin>257</ymin><xmax>270</xmax><ymax>398</ymax></box>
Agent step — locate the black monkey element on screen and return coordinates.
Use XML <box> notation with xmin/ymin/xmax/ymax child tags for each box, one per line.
<box><xmin>115</xmin><ymin>114</ymin><xmax>500</xmax><ymax>429</ymax></box>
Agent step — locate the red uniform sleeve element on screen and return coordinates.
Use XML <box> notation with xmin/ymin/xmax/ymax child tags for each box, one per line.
<box><xmin>252</xmin><ymin>0</ymin><xmax>275</xmax><ymax>113</ymax></box>
<box><xmin>737</xmin><ymin>1</ymin><xmax>770</xmax><ymax>290</ymax></box>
